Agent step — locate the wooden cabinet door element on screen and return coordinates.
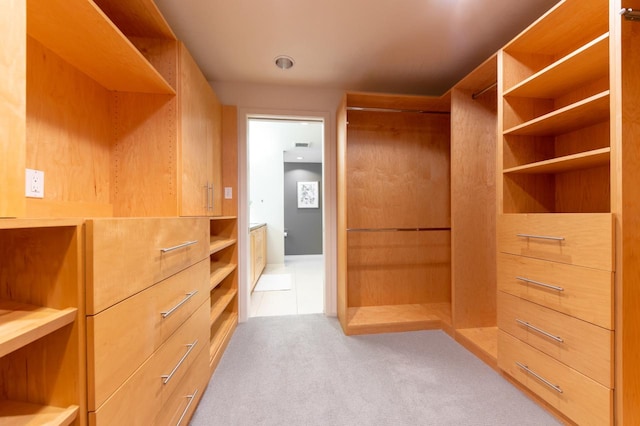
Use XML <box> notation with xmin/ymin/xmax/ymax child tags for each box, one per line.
<box><xmin>178</xmin><ymin>44</ymin><xmax>222</xmax><ymax>216</ymax></box>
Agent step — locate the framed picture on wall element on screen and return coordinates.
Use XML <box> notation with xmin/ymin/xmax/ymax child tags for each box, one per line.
<box><xmin>297</xmin><ymin>181</ymin><xmax>319</xmax><ymax>208</ymax></box>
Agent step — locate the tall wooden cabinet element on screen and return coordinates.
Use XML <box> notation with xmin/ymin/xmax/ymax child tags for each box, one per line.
<box><xmin>495</xmin><ymin>0</ymin><xmax>639</xmax><ymax>423</ymax></box>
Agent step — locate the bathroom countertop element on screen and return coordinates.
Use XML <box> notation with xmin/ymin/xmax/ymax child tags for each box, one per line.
<box><xmin>249</xmin><ymin>222</ymin><xmax>266</xmax><ymax>231</ymax></box>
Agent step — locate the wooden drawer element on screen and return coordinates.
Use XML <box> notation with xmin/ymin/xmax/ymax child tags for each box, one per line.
<box><xmin>86</xmin><ymin>217</ymin><xmax>209</xmax><ymax>314</ymax></box>
<box><xmin>155</xmin><ymin>343</ymin><xmax>209</xmax><ymax>425</ymax></box>
<box><xmin>497</xmin><ymin>252</ymin><xmax>613</xmax><ymax>329</ymax></box>
<box><xmin>90</xmin><ymin>301</ymin><xmax>209</xmax><ymax>426</ymax></box>
<box><xmin>498</xmin><ymin>292</ymin><xmax>613</xmax><ymax>387</ymax></box>
<box><xmin>87</xmin><ymin>259</ymin><xmax>209</xmax><ymax>410</ymax></box>
<box><xmin>497</xmin><ymin>214</ymin><xmax>613</xmax><ymax>270</ymax></box>
<box><xmin>498</xmin><ymin>331</ymin><xmax>612</xmax><ymax>426</ymax></box>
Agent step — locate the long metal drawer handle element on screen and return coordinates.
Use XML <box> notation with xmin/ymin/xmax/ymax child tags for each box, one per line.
<box><xmin>161</xmin><ymin>291</ymin><xmax>198</xmax><ymax>319</ymax></box>
<box><xmin>516</xmin><ymin>362</ymin><xmax>563</xmax><ymax>394</ymax></box>
<box><xmin>516</xmin><ymin>233</ymin><xmax>564</xmax><ymax>241</ymax></box>
<box><xmin>160</xmin><ymin>240</ymin><xmax>199</xmax><ymax>253</ymax></box>
<box><xmin>161</xmin><ymin>340</ymin><xmax>198</xmax><ymax>385</ymax></box>
<box><xmin>516</xmin><ymin>319</ymin><xmax>564</xmax><ymax>343</ymax></box>
<box><xmin>516</xmin><ymin>276</ymin><xmax>564</xmax><ymax>292</ymax></box>
<box><xmin>176</xmin><ymin>388</ymin><xmax>199</xmax><ymax>426</ymax></box>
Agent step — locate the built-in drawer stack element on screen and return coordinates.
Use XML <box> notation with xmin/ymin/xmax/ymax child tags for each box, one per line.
<box><xmin>496</xmin><ymin>214</ymin><xmax>614</xmax><ymax>425</ymax></box>
<box><xmin>85</xmin><ymin>217</ymin><xmax>211</xmax><ymax>425</ymax></box>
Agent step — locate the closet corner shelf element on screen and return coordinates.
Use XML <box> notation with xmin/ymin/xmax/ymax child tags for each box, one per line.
<box><xmin>0</xmin><ymin>301</ymin><xmax>77</xmax><ymax>358</ymax></box>
<box><xmin>503</xmin><ymin>147</ymin><xmax>610</xmax><ymax>175</ymax></box>
<box><xmin>211</xmin><ymin>216</ymin><xmax>237</xmax><ymax>221</ymax></box>
<box><xmin>27</xmin><ymin>0</ymin><xmax>175</xmax><ymax>94</ymax></box>
<box><xmin>0</xmin><ymin>400</ymin><xmax>78</xmax><ymax>426</ymax></box>
<box><xmin>209</xmin><ymin>311</ymin><xmax>237</xmax><ymax>367</ymax></box>
<box><xmin>503</xmin><ymin>33</ymin><xmax>609</xmax><ymax>99</ymax></box>
<box><xmin>209</xmin><ymin>238</ymin><xmax>236</xmax><ymax>255</ymax></box>
<box><xmin>503</xmin><ymin>91</ymin><xmax>610</xmax><ymax>137</ymax></box>
<box><xmin>210</xmin><ymin>263</ymin><xmax>237</xmax><ymax>290</ymax></box>
<box><xmin>455</xmin><ymin>327</ymin><xmax>498</xmax><ymax>360</ymax></box>
<box><xmin>346</xmin><ymin>303</ymin><xmax>451</xmax><ymax>335</ymax></box>
<box><xmin>210</xmin><ymin>288</ymin><xmax>238</xmax><ymax>325</ymax></box>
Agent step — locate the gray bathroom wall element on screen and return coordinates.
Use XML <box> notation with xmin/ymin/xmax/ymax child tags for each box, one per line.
<box><xmin>283</xmin><ymin>163</ymin><xmax>323</xmax><ymax>255</ymax></box>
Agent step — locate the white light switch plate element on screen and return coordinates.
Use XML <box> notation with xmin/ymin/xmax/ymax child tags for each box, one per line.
<box><xmin>25</xmin><ymin>168</ymin><xmax>44</xmax><ymax>198</ymax></box>
<box><xmin>224</xmin><ymin>187</ymin><xmax>233</xmax><ymax>199</ymax></box>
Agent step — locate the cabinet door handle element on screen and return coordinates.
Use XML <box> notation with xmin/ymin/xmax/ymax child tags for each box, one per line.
<box><xmin>516</xmin><ymin>362</ymin><xmax>563</xmax><ymax>393</ymax></box>
<box><xmin>161</xmin><ymin>340</ymin><xmax>198</xmax><ymax>384</ymax></box>
<box><xmin>161</xmin><ymin>291</ymin><xmax>198</xmax><ymax>319</ymax></box>
<box><xmin>204</xmin><ymin>183</ymin><xmax>209</xmax><ymax>210</ymax></box>
<box><xmin>160</xmin><ymin>240</ymin><xmax>199</xmax><ymax>253</ymax></box>
<box><xmin>209</xmin><ymin>184</ymin><xmax>214</xmax><ymax>211</ymax></box>
<box><xmin>516</xmin><ymin>276</ymin><xmax>564</xmax><ymax>292</ymax></box>
<box><xmin>516</xmin><ymin>233</ymin><xmax>564</xmax><ymax>241</ymax></box>
<box><xmin>515</xmin><ymin>319</ymin><xmax>564</xmax><ymax>343</ymax></box>
<box><xmin>176</xmin><ymin>388</ymin><xmax>199</xmax><ymax>426</ymax></box>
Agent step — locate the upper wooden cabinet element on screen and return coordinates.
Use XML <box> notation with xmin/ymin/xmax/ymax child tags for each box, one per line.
<box><xmin>1</xmin><ymin>0</ymin><xmax>227</xmax><ymax>218</ymax></box>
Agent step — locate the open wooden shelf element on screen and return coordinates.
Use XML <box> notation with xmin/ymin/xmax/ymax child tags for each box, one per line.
<box><xmin>504</xmin><ymin>34</ymin><xmax>609</xmax><ymax>99</ymax></box>
<box><xmin>209</xmin><ymin>237</ymin><xmax>237</xmax><ymax>254</ymax></box>
<box><xmin>27</xmin><ymin>0</ymin><xmax>174</xmax><ymax>94</ymax></box>
<box><xmin>210</xmin><ymin>288</ymin><xmax>238</xmax><ymax>324</ymax></box>
<box><xmin>504</xmin><ymin>91</ymin><xmax>610</xmax><ymax>137</ymax></box>
<box><xmin>209</xmin><ymin>311</ymin><xmax>237</xmax><ymax>367</ymax></box>
<box><xmin>456</xmin><ymin>327</ymin><xmax>498</xmax><ymax>359</ymax></box>
<box><xmin>92</xmin><ymin>0</ymin><xmax>176</xmax><ymax>39</ymax></box>
<box><xmin>0</xmin><ymin>300</ymin><xmax>77</xmax><ymax>358</ymax></box>
<box><xmin>503</xmin><ymin>147</ymin><xmax>610</xmax><ymax>175</ymax></box>
<box><xmin>210</xmin><ymin>262</ymin><xmax>237</xmax><ymax>290</ymax></box>
<box><xmin>0</xmin><ymin>400</ymin><xmax>78</xmax><ymax>426</ymax></box>
<box><xmin>345</xmin><ymin>303</ymin><xmax>451</xmax><ymax>335</ymax></box>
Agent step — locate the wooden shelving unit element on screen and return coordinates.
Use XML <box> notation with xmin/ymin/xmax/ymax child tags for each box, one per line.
<box><xmin>210</xmin><ymin>262</ymin><xmax>237</xmax><ymax>290</ymax></box>
<box><xmin>503</xmin><ymin>147</ymin><xmax>610</xmax><ymax>175</ymax></box>
<box><xmin>346</xmin><ymin>303</ymin><xmax>451</xmax><ymax>335</ymax></box>
<box><xmin>0</xmin><ymin>219</ymin><xmax>84</xmax><ymax>426</ymax></box>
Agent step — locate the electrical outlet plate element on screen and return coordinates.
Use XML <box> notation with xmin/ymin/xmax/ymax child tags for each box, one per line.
<box><xmin>224</xmin><ymin>187</ymin><xmax>233</xmax><ymax>199</ymax></box>
<box><xmin>25</xmin><ymin>168</ymin><xmax>44</xmax><ymax>198</ymax></box>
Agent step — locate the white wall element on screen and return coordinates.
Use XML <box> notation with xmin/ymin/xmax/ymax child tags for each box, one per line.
<box><xmin>211</xmin><ymin>81</ymin><xmax>343</xmax><ymax>320</ymax></box>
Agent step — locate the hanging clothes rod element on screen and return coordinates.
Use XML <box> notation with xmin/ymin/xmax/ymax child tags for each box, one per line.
<box><xmin>620</xmin><ymin>8</ymin><xmax>640</xmax><ymax>21</ymax></box>
<box><xmin>471</xmin><ymin>82</ymin><xmax>497</xmax><ymax>99</ymax></box>
<box><xmin>347</xmin><ymin>227</ymin><xmax>451</xmax><ymax>232</ymax></box>
<box><xmin>346</xmin><ymin>106</ymin><xmax>450</xmax><ymax>115</ymax></box>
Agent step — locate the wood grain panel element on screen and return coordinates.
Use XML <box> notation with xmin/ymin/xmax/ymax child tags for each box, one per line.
<box><xmin>554</xmin><ymin>165</ymin><xmax>610</xmax><ymax>213</ymax></box>
<box><xmin>499</xmin><ymin>292</ymin><xmax>612</xmax><ymax>387</ymax></box>
<box><xmin>346</xmin><ymin>92</ymin><xmax>450</xmax><ymax>113</ymax></box>
<box><xmin>450</xmin><ymin>86</ymin><xmax>497</xmax><ymax>329</ymax></box>
<box><xmin>498</xmin><ymin>331</ymin><xmax>612</xmax><ymax>426</ymax></box>
<box><xmin>0</xmin><ymin>0</ymin><xmax>26</xmax><ymax>218</ymax></box>
<box><xmin>26</xmin><ymin>37</ymin><xmax>113</xmax><ymax>216</ymax></box>
<box><xmin>497</xmin><ymin>252</ymin><xmax>613</xmax><ymax>329</ymax></box>
<box><xmin>346</xmin><ymin>110</ymin><xmax>450</xmax><ymax>228</ymax></box>
<box><xmin>221</xmin><ymin>105</ymin><xmax>238</xmax><ymax>216</ymax></box>
<box><xmin>92</xmin><ymin>0</ymin><xmax>176</xmax><ymax>39</ymax></box>
<box><xmin>346</xmin><ymin>231</ymin><xmax>450</xmax><ymax>307</ymax></box>
<box><xmin>336</xmin><ymin>95</ymin><xmax>348</xmax><ymax>329</ymax></box>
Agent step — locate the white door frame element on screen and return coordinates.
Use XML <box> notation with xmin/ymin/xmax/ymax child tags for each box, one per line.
<box><xmin>237</xmin><ymin>107</ymin><xmax>337</xmax><ymax>322</ymax></box>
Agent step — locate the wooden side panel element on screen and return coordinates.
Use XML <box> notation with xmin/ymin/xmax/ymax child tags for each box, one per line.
<box><xmin>450</xmin><ymin>86</ymin><xmax>497</xmax><ymax>329</ymax></box>
<box><xmin>336</xmin><ymin>95</ymin><xmax>348</xmax><ymax>327</ymax></box>
<box><xmin>26</xmin><ymin>37</ymin><xmax>112</xmax><ymax>217</ymax></box>
<box><xmin>0</xmin><ymin>0</ymin><xmax>26</xmax><ymax>218</ymax></box>
<box><xmin>221</xmin><ymin>105</ymin><xmax>238</xmax><ymax>217</ymax></box>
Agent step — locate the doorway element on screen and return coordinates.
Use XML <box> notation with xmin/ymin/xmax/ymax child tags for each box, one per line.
<box><xmin>246</xmin><ymin>117</ymin><xmax>325</xmax><ymax>317</ymax></box>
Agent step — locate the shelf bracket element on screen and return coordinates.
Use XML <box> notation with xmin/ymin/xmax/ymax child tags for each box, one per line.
<box><xmin>620</xmin><ymin>8</ymin><xmax>640</xmax><ymax>21</ymax></box>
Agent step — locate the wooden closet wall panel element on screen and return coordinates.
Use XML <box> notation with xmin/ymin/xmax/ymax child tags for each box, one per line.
<box><xmin>26</xmin><ymin>37</ymin><xmax>113</xmax><ymax>217</ymax></box>
<box><xmin>346</xmin><ymin>110</ymin><xmax>451</xmax><ymax>228</ymax></box>
<box><xmin>347</xmin><ymin>231</ymin><xmax>451</xmax><ymax>306</ymax></box>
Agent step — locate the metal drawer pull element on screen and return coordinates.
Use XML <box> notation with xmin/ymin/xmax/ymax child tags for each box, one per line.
<box><xmin>160</xmin><ymin>240</ymin><xmax>199</xmax><ymax>253</ymax></box>
<box><xmin>516</xmin><ymin>276</ymin><xmax>564</xmax><ymax>292</ymax></box>
<box><xmin>161</xmin><ymin>340</ymin><xmax>198</xmax><ymax>385</ymax></box>
<box><xmin>516</xmin><ymin>319</ymin><xmax>564</xmax><ymax>343</ymax></box>
<box><xmin>516</xmin><ymin>362</ymin><xmax>563</xmax><ymax>394</ymax></box>
<box><xmin>176</xmin><ymin>389</ymin><xmax>199</xmax><ymax>426</ymax></box>
<box><xmin>516</xmin><ymin>233</ymin><xmax>564</xmax><ymax>241</ymax></box>
<box><xmin>161</xmin><ymin>291</ymin><xmax>198</xmax><ymax>319</ymax></box>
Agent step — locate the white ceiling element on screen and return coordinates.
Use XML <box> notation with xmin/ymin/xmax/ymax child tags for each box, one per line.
<box><xmin>249</xmin><ymin>118</ymin><xmax>324</xmax><ymax>164</ymax></box>
<box><xmin>154</xmin><ymin>0</ymin><xmax>560</xmax><ymax>96</ymax></box>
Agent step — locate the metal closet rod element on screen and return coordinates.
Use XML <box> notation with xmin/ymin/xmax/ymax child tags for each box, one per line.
<box><xmin>346</xmin><ymin>106</ymin><xmax>450</xmax><ymax>115</ymax></box>
<box><xmin>620</xmin><ymin>8</ymin><xmax>640</xmax><ymax>21</ymax></box>
<box><xmin>472</xmin><ymin>82</ymin><xmax>497</xmax><ymax>99</ymax></box>
<box><xmin>347</xmin><ymin>227</ymin><xmax>451</xmax><ymax>232</ymax></box>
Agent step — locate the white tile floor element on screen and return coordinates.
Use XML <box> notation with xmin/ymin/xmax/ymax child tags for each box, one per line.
<box><xmin>249</xmin><ymin>255</ymin><xmax>324</xmax><ymax>317</ymax></box>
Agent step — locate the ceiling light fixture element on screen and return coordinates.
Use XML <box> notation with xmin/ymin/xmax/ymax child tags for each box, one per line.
<box><xmin>274</xmin><ymin>55</ymin><xmax>294</xmax><ymax>70</ymax></box>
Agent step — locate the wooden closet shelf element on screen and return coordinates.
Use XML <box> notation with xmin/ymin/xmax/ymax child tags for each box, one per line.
<box><xmin>456</xmin><ymin>327</ymin><xmax>498</xmax><ymax>360</ymax></box>
<box><xmin>503</xmin><ymin>147</ymin><xmax>610</xmax><ymax>175</ymax></box>
<box><xmin>209</xmin><ymin>238</ymin><xmax>236</xmax><ymax>254</ymax></box>
<box><xmin>0</xmin><ymin>300</ymin><xmax>77</xmax><ymax>358</ymax></box>
<box><xmin>504</xmin><ymin>91</ymin><xmax>610</xmax><ymax>137</ymax></box>
<box><xmin>210</xmin><ymin>312</ymin><xmax>237</xmax><ymax>367</ymax></box>
<box><xmin>27</xmin><ymin>0</ymin><xmax>175</xmax><ymax>94</ymax></box>
<box><xmin>0</xmin><ymin>400</ymin><xmax>78</xmax><ymax>426</ymax></box>
<box><xmin>210</xmin><ymin>263</ymin><xmax>237</xmax><ymax>290</ymax></box>
<box><xmin>504</xmin><ymin>34</ymin><xmax>609</xmax><ymax>99</ymax></box>
<box><xmin>346</xmin><ymin>303</ymin><xmax>451</xmax><ymax>335</ymax></box>
<box><xmin>210</xmin><ymin>288</ymin><xmax>238</xmax><ymax>324</ymax></box>
<box><xmin>211</xmin><ymin>216</ymin><xmax>238</xmax><ymax>221</ymax></box>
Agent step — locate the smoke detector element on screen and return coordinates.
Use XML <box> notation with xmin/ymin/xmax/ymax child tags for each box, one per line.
<box><xmin>294</xmin><ymin>142</ymin><xmax>310</xmax><ymax>148</ymax></box>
